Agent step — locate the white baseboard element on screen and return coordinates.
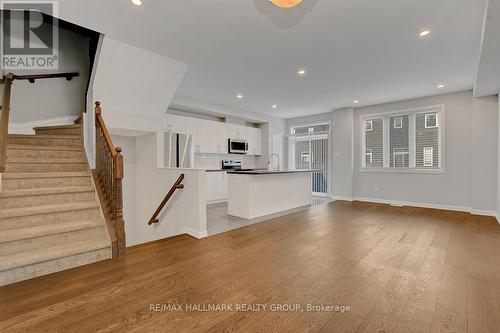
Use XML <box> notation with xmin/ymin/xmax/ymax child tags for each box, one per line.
<box><xmin>331</xmin><ymin>196</ymin><xmax>353</xmax><ymax>202</ymax></box>
<box><xmin>206</xmin><ymin>199</ymin><xmax>228</xmax><ymax>205</ymax></box>
<box><xmin>9</xmin><ymin>116</ymin><xmax>77</xmax><ymax>135</ymax></box>
<box><xmin>470</xmin><ymin>209</ymin><xmax>498</xmax><ymax>217</ymax></box>
<box><xmin>332</xmin><ymin>195</ymin><xmax>498</xmax><ymax>218</ymax></box>
<box><xmin>183</xmin><ymin>226</ymin><xmax>208</xmax><ymax>239</ymax></box>
<box><xmin>353</xmin><ymin>196</ymin><xmax>472</xmax><ymax>213</ymax></box>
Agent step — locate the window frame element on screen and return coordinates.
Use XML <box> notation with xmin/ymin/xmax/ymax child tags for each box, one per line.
<box><xmin>365</xmin><ymin>120</ymin><xmax>373</xmax><ymax>131</ymax></box>
<box><xmin>423</xmin><ymin>147</ymin><xmax>434</xmax><ymax>167</ymax></box>
<box><xmin>425</xmin><ymin>113</ymin><xmax>438</xmax><ymax>129</ymax></box>
<box><xmin>393</xmin><ymin>116</ymin><xmax>403</xmax><ymax>129</ymax></box>
<box><xmin>360</xmin><ymin>105</ymin><xmax>444</xmax><ymax>174</ymax></box>
<box><xmin>365</xmin><ymin>148</ymin><xmax>373</xmax><ymax>164</ymax></box>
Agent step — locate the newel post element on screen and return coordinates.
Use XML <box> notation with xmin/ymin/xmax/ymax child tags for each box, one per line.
<box><xmin>95</xmin><ymin>101</ymin><xmax>102</xmax><ymax>116</ymax></box>
<box><xmin>114</xmin><ymin>147</ymin><xmax>126</xmax><ymax>256</ymax></box>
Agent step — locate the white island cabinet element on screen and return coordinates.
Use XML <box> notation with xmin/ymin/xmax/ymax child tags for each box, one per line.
<box><xmin>227</xmin><ymin>170</ymin><xmax>313</xmax><ymax>219</ymax></box>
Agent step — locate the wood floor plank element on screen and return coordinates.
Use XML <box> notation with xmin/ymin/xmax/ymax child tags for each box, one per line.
<box><xmin>0</xmin><ymin>202</ymin><xmax>499</xmax><ymax>332</ymax></box>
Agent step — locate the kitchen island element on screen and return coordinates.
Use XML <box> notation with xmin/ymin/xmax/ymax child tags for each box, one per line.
<box><xmin>226</xmin><ymin>170</ymin><xmax>314</xmax><ymax>219</ymax></box>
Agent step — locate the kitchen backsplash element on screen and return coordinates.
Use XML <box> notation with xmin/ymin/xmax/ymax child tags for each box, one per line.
<box><xmin>195</xmin><ymin>154</ymin><xmax>257</xmax><ymax>170</ymax></box>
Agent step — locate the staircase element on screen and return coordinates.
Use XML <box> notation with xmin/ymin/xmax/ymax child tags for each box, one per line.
<box><xmin>0</xmin><ymin>124</ymin><xmax>112</xmax><ymax>286</ymax></box>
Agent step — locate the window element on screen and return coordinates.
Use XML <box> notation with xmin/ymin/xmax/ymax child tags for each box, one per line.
<box><xmin>361</xmin><ymin>106</ymin><xmax>443</xmax><ymax>171</ymax></box>
<box><xmin>364</xmin><ymin>118</ymin><xmax>383</xmax><ymax>167</ymax></box>
<box><xmin>365</xmin><ymin>120</ymin><xmax>373</xmax><ymax>131</ymax></box>
<box><xmin>365</xmin><ymin>149</ymin><xmax>373</xmax><ymax>164</ymax></box>
<box><xmin>394</xmin><ymin>117</ymin><xmax>403</xmax><ymax>129</ymax></box>
<box><xmin>390</xmin><ymin>115</ymin><xmax>409</xmax><ymax>167</ymax></box>
<box><xmin>425</xmin><ymin>113</ymin><xmax>438</xmax><ymax>128</ymax></box>
<box><xmin>393</xmin><ymin>148</ymin><xmax>409</xmax><ymax>167</ymax></box>
<box><xmin>423</xmin><ymin>147</ymin><xmax>433</xmax><ymax>167</ymax></box>
<box><xmin>293</xmin><ymin>124</ymin><xmax>330</xmax><ymax>135</ymax></box>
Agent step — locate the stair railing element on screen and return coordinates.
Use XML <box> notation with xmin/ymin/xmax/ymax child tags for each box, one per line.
<box><xmin>0</xmin><ymin>72</ymin><xmax>80</xmax><ymax>173</ymax></box>
<box><xmin>0</xmin><ymin>73</ymin><xmax>14</xmax><ymax>173</ymax></box>
<box><xmin>148</xmin><ymin>174</ymin><xmax>185</xmax><ymax>225</ymax></box>
<box><xmin>94</xmin><ymin>101</ymin><xmax>126</xmax><ymax>258</ymax></box>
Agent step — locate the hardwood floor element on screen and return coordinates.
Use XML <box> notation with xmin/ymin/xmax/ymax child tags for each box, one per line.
<box><xmin>1</xmin><ymin>201</ymin><xmax>500</xmax><ymax>332</ymax></box>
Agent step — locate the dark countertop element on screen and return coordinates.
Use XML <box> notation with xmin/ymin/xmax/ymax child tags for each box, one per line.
<box><xmin>226</xmin><ymin>169</ymin><xmax>320</xmax><ymax>175</ymax></box>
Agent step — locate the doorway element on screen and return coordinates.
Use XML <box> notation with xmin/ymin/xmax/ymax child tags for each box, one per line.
<box><xmin>290</xmin><ymin>123</ymin><xmax>330</xmax><ymax>197</ymax></box>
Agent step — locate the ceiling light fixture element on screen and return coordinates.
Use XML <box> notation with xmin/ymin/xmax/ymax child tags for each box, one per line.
<box><xmin>353</xmin><ymin>100</ymin><xmax>359</xmax><ymax>104</ymax></box>
<box><xmin>272</xmin><ymin>105</ymin><xmax>278</xmax><ymax>109</ymax></box>
<box><xmin>419</xmin><ymin>30</ymin><xmax>431</xmax><ymax>37</ymax></box>
<box><xmin>236</xmin><ymin>94</ymin><xmax>244</xmax><ymax>99</ymax></box>
<box><xmin>437</xmin><ymin>84</ymin><xmax>445</xmax><ymax>89</ymax></box>
<box><xmin>297</xmin><ymin>69</ymin><xmax>306</xmax><ymax>76</ymax></box>
<box><xmin>269</xmin><ymin>0</ymin><xmax>303</xmax><ymax>9</ymax></box>
<box><xmin>131</xmin><ymin>0</ymin><xmax>142</xmax><ymax>5</ymax></box>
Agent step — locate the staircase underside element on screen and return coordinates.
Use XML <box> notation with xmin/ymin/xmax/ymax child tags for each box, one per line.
<box><xmin>0</xmin><ymin>124</ymin><xmax>112</xmax><ymax>286</ymax></box>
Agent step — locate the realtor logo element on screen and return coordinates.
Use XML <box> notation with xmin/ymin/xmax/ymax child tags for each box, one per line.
<box><xmin>1</xmin><ymin>1</ymin><xmax>59</xmax><ymax>70</ymax></box>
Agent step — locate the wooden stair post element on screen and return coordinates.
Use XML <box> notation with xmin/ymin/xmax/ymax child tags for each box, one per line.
<box><xmin>94</xmin><ymin>102</ymin><xmax>126</xmax><ymax>258</ymax></box>
<box><xmin>114</xmin><ymin>147</ymin><xmax>125</xmax><ymax>256</ymax></box>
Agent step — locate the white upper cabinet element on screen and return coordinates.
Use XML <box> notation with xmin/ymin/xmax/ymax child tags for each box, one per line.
<box><xmin>166</xmin><ymin>114</ymin><xmax>262</xmax><ymax>155</ymax></box>
<box><xmin>228</xmin><ymin>124</ymin><xmax>243</xmax><ymax>140</ymax></box>
<box><xmin>248</xmin><ymin>127</ymin><xmax>262</xmax><ymax>156</ymax></box>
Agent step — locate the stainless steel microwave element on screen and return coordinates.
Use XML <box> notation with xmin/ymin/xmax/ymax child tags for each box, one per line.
<box><xmin>228</xmin><ymin>139</ymin><xmax>248</xmax><ymax>154</ymax></box>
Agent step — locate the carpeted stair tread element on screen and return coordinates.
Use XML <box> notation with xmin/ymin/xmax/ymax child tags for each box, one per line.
<box><xmin>0</xmin><ymin>220</ymin><xmax>103</xmax><ymax>243</ymax></box>
<box><xmin>0</xmin><ymin>238</ymin><xmax>110</xmax><ymax>272</ymax></box>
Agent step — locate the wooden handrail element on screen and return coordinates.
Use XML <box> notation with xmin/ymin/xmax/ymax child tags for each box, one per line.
<box><xmin>95</xmin><ymin>102</ymin><xmax>117</xmax><ymax>158</ymax></box>
<box><xmin>149</xmin><ymin>174</ymin><xmax>185</xmax><ymax>225</ymax></box>
<box><xmin>94</xmin><ymin>102</ymin><xmax>125</xmax><ymax>258</ymax></box>
<box><xmin>0</xmin><ymin>72</ymin><xmax>80</xmax><ymax>172</ymax></box>
<box><xmin>4</xmin><ymin>72</ymin><xmax>79</xmax><ymax>83</ymax></box>
<box><xmin>0</xmin><ymin>73</ymin><xmax>14</xmax><ymax>173</ymax></box>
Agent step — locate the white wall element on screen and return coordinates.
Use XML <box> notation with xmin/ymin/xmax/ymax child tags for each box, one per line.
<box><xmin>84</xmin><ymin>36</ymin><xmax>187</xmax><ymax>167</ymax></box>
<box><xmin>286</xmin><ymin>90</ymin><xmax>498</xmax><ymax>214</ymax></box>
<box><xmin>112</xmin><ymin>133</ymin><xmax>207</xmax><ymax>247</ymax></box>
<box><xmin>352</xmin><ymin>91</ymin><xmax>497</xmax><ymax>213</ymax></box>
<box><xmin>93</xmin><ymin>37</ymin><xmax>187</xmax><ymax>133</ymax></box>
<box><xmin>1</xmin><ymin>25</ymin><xmax>90</xmax><ymax>126</ymax></box>
<box><xmin>332</xmin><ymin>108</ymin><xmax>354</xmax><ymax>199</ymax></box>
<box><xmin>471</xmin><ymin>95</ymin><xmax>498</xmax><ymax>214</ymax></box>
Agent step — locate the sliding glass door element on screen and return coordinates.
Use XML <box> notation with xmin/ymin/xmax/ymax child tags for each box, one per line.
<box><xmin>291</xmin><ymin>124</ymin><xmax>329</xmax><ymax>197</ymax></box>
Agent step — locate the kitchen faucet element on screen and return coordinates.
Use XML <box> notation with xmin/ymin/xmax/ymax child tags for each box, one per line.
<box><xmin>269</xmin><ymin>153</ymin><xmax>280</xmax><ymax>171</ymax></box>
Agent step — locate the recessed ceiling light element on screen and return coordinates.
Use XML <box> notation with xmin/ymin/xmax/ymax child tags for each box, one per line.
<box><xmin>272</xmin><ymin>105</ymin><xmax>278</xmax><ymax>109</ymax></box>
<box><xmin>353</xmin><ymin>100</ymin><xmax>360</xmax><ymax>104</ymax></box>
<box><xmin>437</xmin><ymin>84</ymin><xmax>445</xmax><ymax>89</ymax></box>
<box><xmin>131</xmin><ymin>0</ymin><xmax>142</xmax><ymax>5</ymax></box>
<box><xmin>297</xmin><ymin>69</ymin><xmax>306</xmax><ymax>76</ymax></box>
<box><xmin>236</xmin><ymin>94</ymin><xmax>244</xmax><ymax>99</ymax></box>
<box><xmin>419</xmin><ymin>30</ymin><xmax>431</xmax><ymax>37</ymax></box>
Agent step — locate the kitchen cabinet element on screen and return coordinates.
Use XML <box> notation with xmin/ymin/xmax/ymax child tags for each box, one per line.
<box><xmin>247</xmin><ymin>127</ymin><xmax>262</xmax><ymax>156</ymax></box>
<box><xmin>206</xmin><ymin>171</ymin><xmax>228</xmax><ymax>203</ymax></box>
<box><xmin>166</xmin><ymin>114</ymin><xmax>262</xmax><ymax>155</ymax></box>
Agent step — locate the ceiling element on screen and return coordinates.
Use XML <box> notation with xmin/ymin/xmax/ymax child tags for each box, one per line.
<box><xmin>58</xmin><ymin>0</ymin><xmax>488</xmax><ymax>119</ymax></box>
